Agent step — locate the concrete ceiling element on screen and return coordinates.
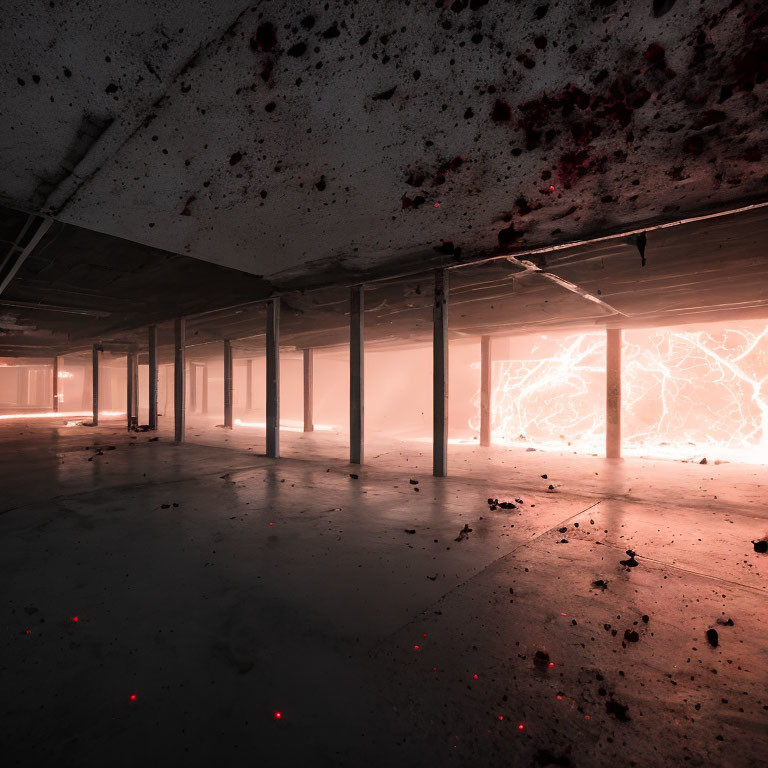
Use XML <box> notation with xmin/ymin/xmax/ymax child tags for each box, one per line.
<box><xmin>1</xmin><ymin>0</ymin><xmax>767</xmax><ymax>292</ymax></box>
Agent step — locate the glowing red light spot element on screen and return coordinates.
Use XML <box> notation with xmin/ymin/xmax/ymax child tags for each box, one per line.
<box><xmin>432</xmin><ymin>666</ymin><xmax>437</xmax><ymax>671</ymax></box>
<box><xmin>422</xmin><ymin>633</ymin><xmax>427</xmax><ymax>637</ymax></box>
<box><xmin>129</xmin><ymin>694</ymin><xmax>137</xmax><ymax>701</ymax></box>
<box><xmin>560</xmin><ymin>612</ymin><xmax>567</xmax><ymax>616</ymax></box>
<box><xmin>584</xmin><ymin>715</ymin><xmax>591</xmax><ymax>720</ymax></box>
<box><xmin>549</xmin><ymin>185</ymin><xmax>555</xmax><ymax>191</ymax></box>
<box><xmin>518</xmin><ymin>723</ymin><xmax>525</xmax><ymax>731</ymax></box>
<box><xmin>434</xmin><ymin>202</ymin><xmax>440</xmax><ymax>207</ymax></box>
<box><xmin>556</xmin><ymin>695</ymin><xmax>563</xmax><ymax>701</ymax></box>
<box><xmin>269</xmin><ymin>522</ymin><xmax>274</xmax><ymax>526</ymax></box>
<box><xmin>72</xmin><ymin>616</ymin><xmax>79</xmax><ymax>623</ymax></box>
<box><xmin>497</xmin><ymin>715</ymin><xmax>504</xmax><ymax>721</ymax></box>
<box><xmin>548</xmin><ymin>662</ymin><xmax>555</xmax><ymax>668</ymax></box>
<box><xmin>25</xmin><ymin>629</ymin><xmax>31</xmax><ymax>635</ymax></box>
<box><xmin>274</xmin><ymin>711</ymin><xmax>282</xmax><ymax>720</ymax></box>
<box><xmin>413</xmin><ymin>645</ymin><xmax>420</xmax><ymax>650</ymax></box>
<box><xmin>473</xmin><ymin>674</ymin><xmax>478</xmax><ymax>680</ymax></box>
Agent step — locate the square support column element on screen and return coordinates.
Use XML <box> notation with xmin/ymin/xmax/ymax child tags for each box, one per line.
<box><xmin>606</xmin><ymin>328</ymin><xmax>622</xmax><ymax>459</ymax></box>
<box><xmin>202</xmin><ymin>364</ymin><xmax>209</xmax><ymax>415</ymax></box>
<box><xmin>127</xmin><ymin>352</ymin><xmax>138</xmax><ymax>430</ymax></box>
<box><xmin>148</xmin><ymin>325</ymin><xmax>158</xmax><ymax>430</ymax></box>
<box><xmin>303</xmin><ymin>348</ymin><xmax>314</xmax><ymax>433</ymax></box>
<box><xmin>266</xmin><ymin>298</ymin><xmax>280</xmax><ymax>458</ymax></box>
<box><xmin>174</xmin><ymin>318</ymin><xmax>185</xmax><ymax>442</ymax></box>
<box><xmin>92</xmin><ymin>345</ymin><xmax>100</xmax><ymax>426</ymax></box>
<box><xmin>224</xmin><ymin>339</ymin><xmax>234</xmax><ymax>428</ymax></box>
<box><xmin>433</xmin><ymin>269</ymin><xmax>449</xmax><ymax>477</ymax></box>
<box><xmin>480</xmin><ymin>335</ymin><xmax>492</xmax><ymax>447</ymax></box>
<box><xmin>245</xmin><ymin>358</ymin><xmax>253</xmax><ymax>412</ymax></box>
<box><xmin>52</xmin><ymin>356</ymin><xmax>59</xmax><ymax>412</ymax></box>
<box><xmin>350</xmin><ymin>287</ymin><xmax>364</xmax><ymax>465</ymax></box>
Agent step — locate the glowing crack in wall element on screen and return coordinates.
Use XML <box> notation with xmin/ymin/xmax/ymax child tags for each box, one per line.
<box><xmin>470</xmin><ymin>320</ymin><xmax>768</xmax><ymax>464</ymax></box>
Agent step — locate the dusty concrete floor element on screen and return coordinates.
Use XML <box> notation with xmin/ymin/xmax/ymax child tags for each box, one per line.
<box><xmin>1</xmin><ymin>416</ymin><xmax>766</xmax><ymax>767</ymax></box>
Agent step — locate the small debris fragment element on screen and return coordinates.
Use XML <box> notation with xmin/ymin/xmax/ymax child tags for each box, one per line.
<box><xmin>404</xmin><ymin>529</ymin><xmax>416</xmax><ymax>535</ymax></box>
<box><xmin>716</xmin><ymin>618</ymin><xmax>734</xmax><ymax>626</ymax></box>
<box><xmin>605</xmin><ymin>699</ymin><xmax>630</xmax><ymax>721</ymax></box>
<box><xmin>592</xmin><ymin>579</ymin><xmax>608</xmax><ymax>590</ymax></box>
<box><xmin>349</xmin><ymin>474</ymin><xmax>359</xmax><ymax>480</ymax></box>
<box><xmin>620</xmin><ymin>550</ymin><xmax>639</xmax><ymax>567</ymax></box>
<box><xmin>455</xmin><ymin>524</ymin><xmax>473</xmax><ymax>542</ymax></box>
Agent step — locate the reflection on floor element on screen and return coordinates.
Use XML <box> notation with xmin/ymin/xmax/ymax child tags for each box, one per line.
<box><xmin>1</xmin><ymin>417</ymin><xmax>766</xmax><ymax>767</ymax></box>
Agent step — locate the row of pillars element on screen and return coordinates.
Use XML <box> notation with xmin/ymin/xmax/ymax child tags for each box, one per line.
<box><xmin>82</xmin><ymin>273</ymin><xmax>623</xmax><ymax>474</ymax></box>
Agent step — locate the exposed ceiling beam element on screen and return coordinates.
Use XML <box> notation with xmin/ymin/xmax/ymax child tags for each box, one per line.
<box><xmin>0</xmin><ymin>299</ymin><xmax>112</xmax><ymax>317</ymax></box>
<box><xmin>0</xmin><ymin>216</ymin><xmax>53</xmax><ymax>296</ymax></box>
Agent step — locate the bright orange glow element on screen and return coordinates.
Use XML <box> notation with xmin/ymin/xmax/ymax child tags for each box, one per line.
<box><xmin>470</xmin><ymin>321</ymin><xmax>768</xmax><ymax>464</ymax></box>
<box><xmin>0</xmin><ymin>411</ymin><xmax>88</xmax><ymax>420</ymax></box>
<box><xmin>234</xmin><ymin>419</ymin><xmax>334</xmax><ymax>432</ymax></box>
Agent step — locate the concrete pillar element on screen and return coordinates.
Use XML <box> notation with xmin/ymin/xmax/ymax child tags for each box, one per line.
<box><xmin>52</xmin><ymin>357</ymin><xmax>59</xmax><ymax>412</ymax></box>
<box><xmin>606</xmin><ymin>328</ymin><xmax>622</xmax><ymax>459</ymax></box>
<box><xmin>224</xmin><ymin>340</ymin><xmax>234</xmax><ymax>428</ymax></box>
<box><xmin>303</xmin><ymin>348</ymin><xmax>314</xmax><ymax>433</ymax></box>
<box><xmin>92</xmin><ymin>345</ymin><xmax>99</xmax><ymax>425</ymax></box>
<box><xmin>174</xmin><ymin>318</ymin><xmax>185</xmax><ymax>442</ymax></box>
<box><xmin>126</xmin><ymin>352</ymin><xmax>138</xmax><ymax>430</ymax></box>
<box><xmin>480</xmin><ymin>335</ymin><xmax>492</xmax><ymax>447</ymax></box>
<box><xmin>433</xmin><ymin>269</ymin><xmax>448</xmax><ymax>477</ymax></box>
<box><xmin>202</xmin><ymin>364</ymin><xmax>209</xmax><ymax>415</ymax></box>
<box><xmin>148</xmin><ymin>325</ymin><xmax>158</xmax><ymax>429</ymax></box>
<box><xmin>266</xmin><ymin>298</ymin><xmax>280</xmax><ymax>458</ymax></box>
<box><xmin>245</xmin><ymin>358</ymin><xmax>253</xmax><ymax>412</ymax></box>
<box><xmin>350</xmin><ymin>287</ymin><xmax>364</xmax><ymax>464</ymax></box>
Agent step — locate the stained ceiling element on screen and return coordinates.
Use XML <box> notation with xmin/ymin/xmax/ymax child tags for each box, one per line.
<box><xmin>1</xmin><ymin>0</ymin><xmax>767</xmax><ymax>289</ymax></box>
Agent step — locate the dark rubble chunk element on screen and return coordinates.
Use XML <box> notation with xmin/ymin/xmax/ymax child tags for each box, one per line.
<box><xmin>455</xmin><ymin>523</ymin><xmax>473</xmax><ymax>542</ymax></box>
<box><xmin>404</xmin><ymin>529</ymin><xmax>416</xmax><ymax>534</ymax></box>
<box><xmin>409</xmin><ymin>479</ymin><xmax>418</xmax><ymax>485</ymax></box>
<box><xmin>706</xmin><ymin>628</ymin><xmax>719</xmax><ymax>647</ymax></box>
<box><xmin>349</xmin><ymin>473</ymin><xmax>359</xmax><ymax>480</ymax></box>
<box><xmin>623</xmin><ymin>629</ymin><xmax>639</xmax><ymax>643</ymax></box>
<box><xmin>753</xmin><ymin>539</ymin><xmax>768</xmax><ymax>553</ymax></box>
<box><xmin>620</xmin><ymin>550</ymin><xmax>639</xmax><ymax>567</ymax></box>
<box><xmin>605</xmin><ymin>699</ymin><xmax>630</xmax><ymax>721</ymax></box>
<box><xmin>533</xmin><ymin>650</ymin><xmax>550</xmax><ymax>667</ymax></box>
<box><xmin>716</xmin><ymin>617</ymin><xmax>734</xmax><ymax>626</ymax></box>
<box><xmin>593</xmin><ymin>579</ymin><xmax>608</xmax><ymax>590</ymax></box>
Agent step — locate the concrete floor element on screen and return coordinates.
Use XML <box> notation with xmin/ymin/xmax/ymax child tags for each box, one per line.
<box><xmin>1</xmin><ymin>416</ymin><xmax>766</xmax><ymax>767</ymax></box>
